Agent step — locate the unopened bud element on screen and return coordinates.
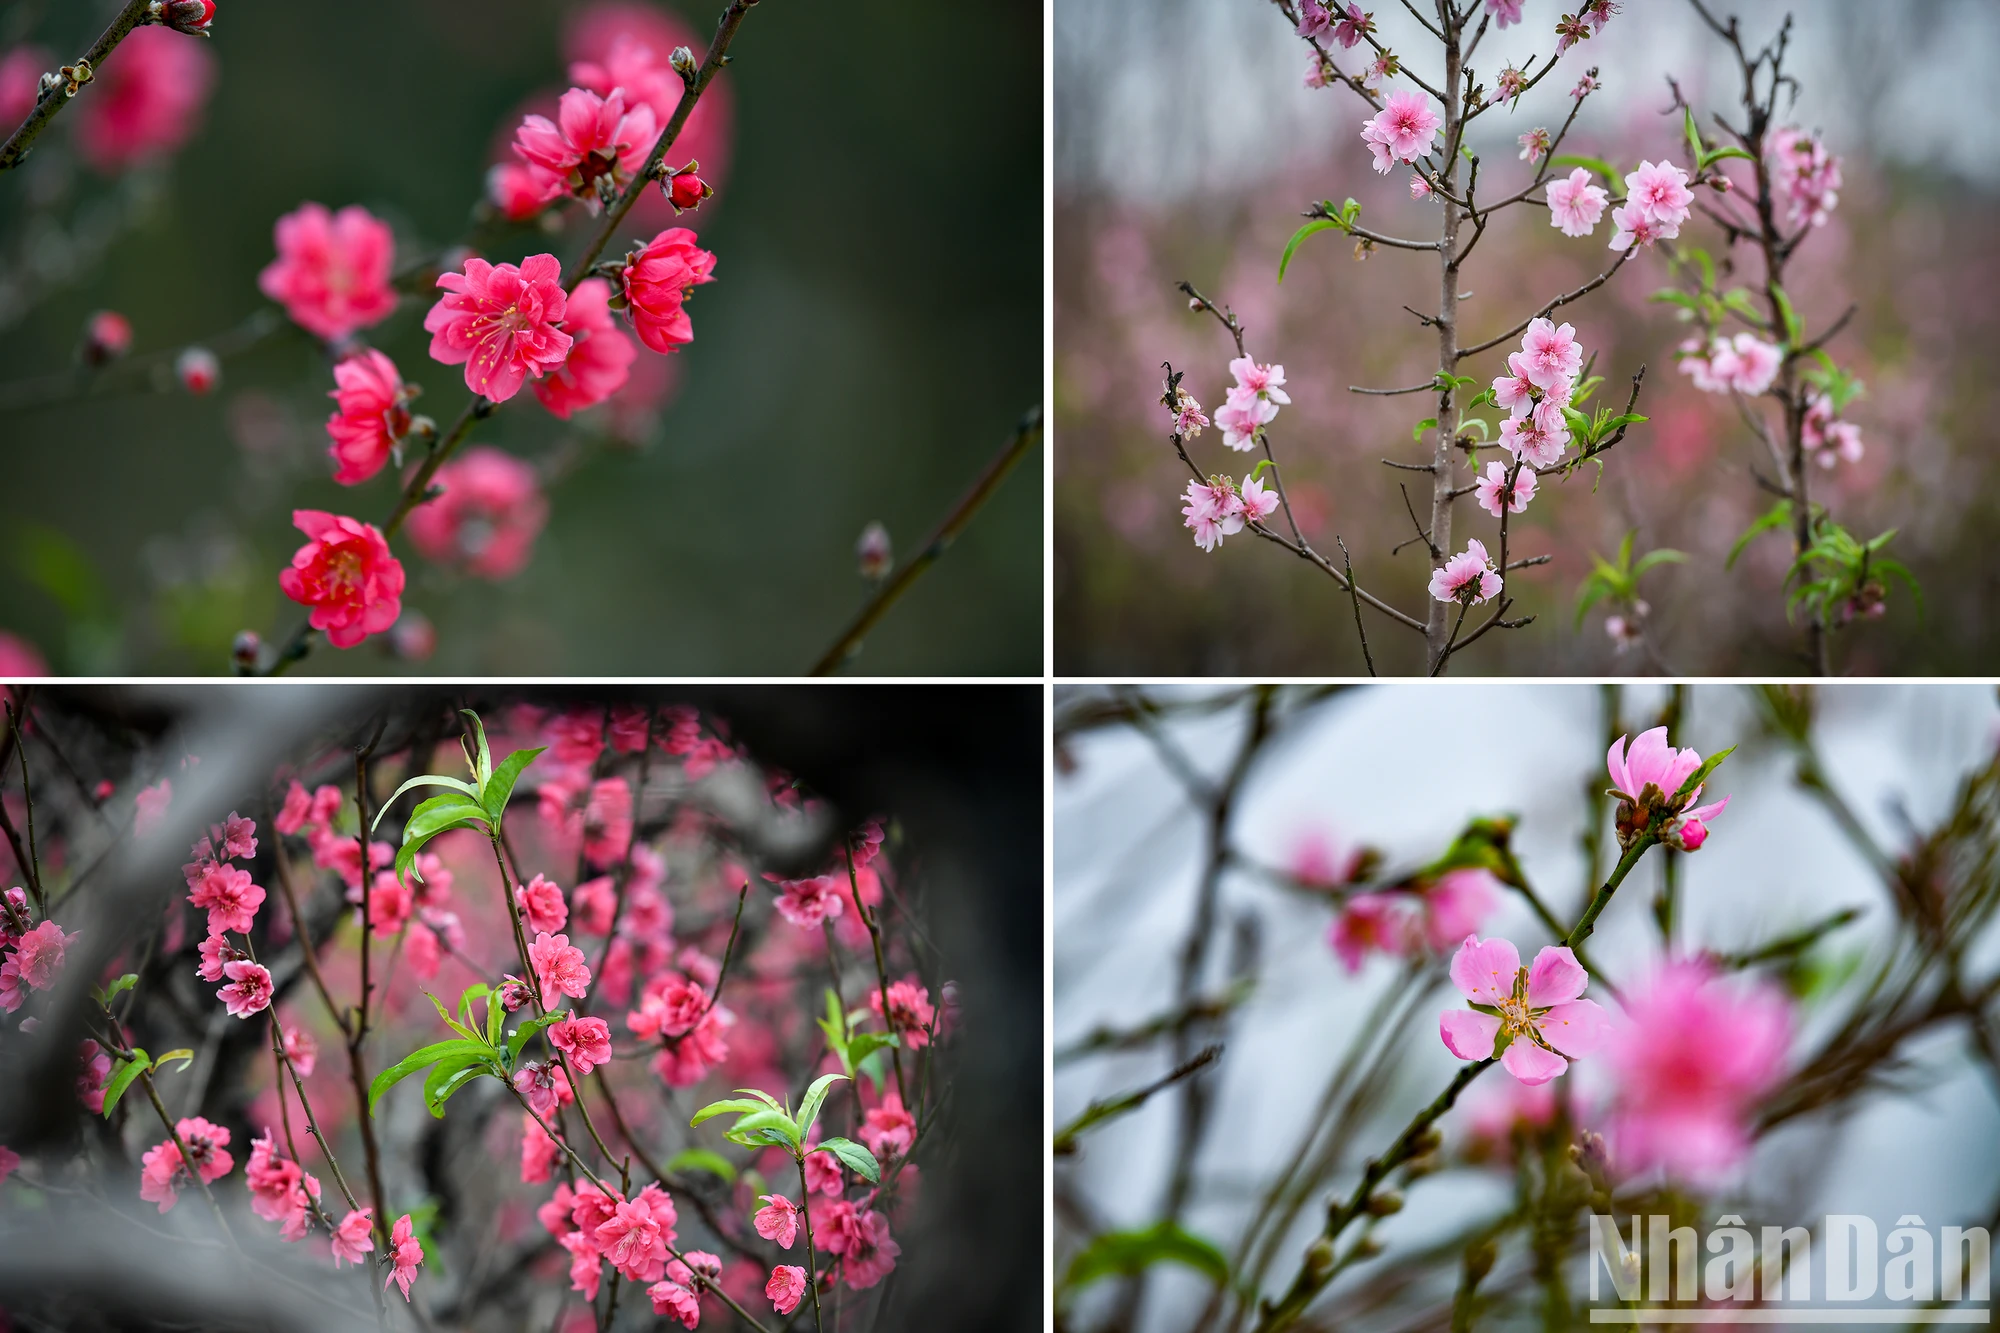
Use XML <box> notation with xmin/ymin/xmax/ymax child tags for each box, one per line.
<box><xmin>154</xmin><ymin>0</ymin><xmax>216</xmax><ymax>35</ymax></box>
<box><xmin>856</xmin><ymin>521</ymin><xmax>892</xmax><ymax>580</ymax></box>
<box><xmin>669</xmin><ymin>45</ymin><xmax>698</xmax><ymax>79</ymax></box>
<box><xmin>665</xmin><ymin>161</ymin><xmax>713</xmax><ymax>214</ymax></box>
<box><xmin>684</xmin><ymin>1252</ymin><xmax>723</xmax><ymax>1281</ymax></box>
<box><xmin>1304</xmin><ymin>1238</ymin><xmax>1336</xmax><ymax>1279</ymax></box>
<box><xmin>1711</xmin><ymin>174</ymin><xmax>1733</xmax><ymax>192</ymax></box>
<box><xmin>1188</xmin><ymin>297</ymin><xmax>1203</xmax><ymax>311</ymax></box>
<box><xmin>231</xmin><ymin>630</ymin><xmax>262</xmax><ymax>672</ymax></box>
<box><xmin>176</xmin><ymin>346</ymin><xmax>220</xmax><ymax>395</ymax></box>
<box><xmin>1464</xmin><ymin>1238</ymin><xmax>1498</xmax><ymax>1285</ymax></box>
<box><xmin>498</xmin><ymin>977</ymin><xmax>531</xmax><ymax>1011</ymax></box>
<box><xmin>1351</xmin><ymin>1235</ymin><xmax>1385</xmax><ymax>1259</ymax></box>
<box><xmin>81</xmin><ymin>310</ymin><xmax>132</xmax><ymax>366</ymax></box>
<box><xmin>1411</xmin><ymin>1127</ymin><xmax>1444</xmax><ymax>1155</ymax></box>
<box><xmin>1366</xmin><ymin>1190</ymin><xmax>1404</xmax><ymax>1217</ymax></box>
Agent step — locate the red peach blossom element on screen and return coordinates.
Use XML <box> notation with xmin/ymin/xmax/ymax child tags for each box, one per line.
<box><xmin>621</xmin><ymin>229</ymin><xmax>717</xmax><ymax>355</ymax></box>
<box><xmin>533</xmin><ymin>277</ymin><xmax>638</xmax><ymax>420</ymax></box>
<box><xmin>512</xmin><ymin>87</ymin><xmax>658</xmax><ymax>210</ymax></box>
<box><xmin>424</xmin><ymin>254</ymin><xmax>574</xmax><ymax>403</ymax></box>
<box><xmin>404</xmin><ymin>446</ymin><xmax>548</xmax><ymax>581</ymax></box>
<box><xmin>278</xmin><ymin>511</ymin><xmax>405</xmax><ymax>649</ymax></box>
<box><xmin>73</xmin><ymin>27</ymin><xmax>215</xmax><ymax>172</ymax></box>
<box><xmin>324</xmin><ymin>349</ymin><xmax>412</xmax><ymax>485</ymax></box>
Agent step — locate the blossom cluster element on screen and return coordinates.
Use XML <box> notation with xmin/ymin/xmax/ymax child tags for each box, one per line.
<box><xmin>1180</xmin><ymin>473</ymin><xmax>1279</xmax><ymax>553</ymax></box>
<box><xmin>0</xmin><ymin>888</ymin><xmax>72</xmax><ymax>1013</ymax></box>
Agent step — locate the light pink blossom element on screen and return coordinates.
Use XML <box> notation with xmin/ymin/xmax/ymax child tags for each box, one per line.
<box><xmin>189</xmin><ymin>863</ymin><xmax>264</xmax><ymax>934</ymax></box>
<box><xmin>139</xmin><ymin>1118</ymin><xmax>233</xmax><ymax>1213</ymax></box>
<box><xmin>1607</xmin><ymin>200</ymin><xmax>1679</xmax><ymax>251</ymax></box>
<box><xmin>515</xmin><ymin>874</ymin><xmax>570</xmax><ymax>935</ymax></box>
<box><xmin>767</xmin><ymin>1265</ymin><xmax>807</xmax><ymax>1315</ymax></box>
<box><xmin>531</xmin><ymin>931</ymin><xmax>592</xmax><ymax>1001</ymax></box>
<box><xmin>1546</xmin><ymin>167</ymin><xmax>1610</xmax><ymax>237</ymax></box>
<box><xmin>387</xmin><ymin>1213</ymin><xmax>425</xmax><ymax>1300</ymax></box>
<box><xmin>1770</xmin><ymin>125</ymin><xmax>1842</xmax><ymax>229</ymax></box>
<box><xmin>1602</xmin><ymin>959</ymin><xmax>1791</xmax><ymax>1186</ymax></box>
<box><xmin>1181</xmin><ymin>478</ymin><xmax>1246</xmax><ymax>553</ymax></box>
<box><xmin>1606</xmin><ymin>727</ymin><xmax>1730</xmax><ymax>850</ymax></box>
<box><xmin>1329</xmin><ymin>894</ymin><xmax>1415</xmax><ymax>972</ymax></box>
<box><xmin>1485</xmin><ymin>0</ymin><xmax>1523</xmax><ymax>26</ymax></box>
<box><xmin>332</xmin><ymin>1209</ymin><xmax>375</xmax><ymax>1266</ymax></box>
<box><xmin>1360</xmin><ymin>91</ymin><xmax>1441</xmax><ymax>174</ymax></box>
<box><xmin>1517</xmin><ymin>128</ymin><xmax>1551</xmax><ymax>164</ymax></box>
<box><xmin>1474</xmin><ymin>461</ymin><xmax>1537</xmax><ymax>517</ymax></box>
<box><xmin>1624</xmin><ymin>159</ymin><xmax>1693</xmax><ymax>227</ymax></box>
<box><xmin>1439</xmin><ymin>936</ymin><xmax>1609</xmax><ymax>1085</ymax></box>
<box><xmin>1239</xmin><ymin>473</ymin><xmax>1280</xmax><ymax>525</ymax></box>
<box><xmin>755</xmin><ymin>1193</ymin><xmax>799</xmax><ymax>1249</ymax></box>
<box><xmin>1498</xmin><ymin>412</ymin><xmax>1567</xmax><ymax>468</ymax></box>
<box><xmin>1518</xmin><ymin>319</ymin><xmax>1583</xmax><ymax>392</ymax></box>
<box><xmin>1331</xmin><ymin>3</ymin><xmax>1372</xmax><ymax>48</ymax></box>
<box><xmin>1428</xmin><ymin>539</ymin><xmax>1501</xmax><ymax>605</ymax></box>
<box><xmin>1214</xmin><ymin>388</ymin><xmax>1277</xmax><ymax>451</ymax></box>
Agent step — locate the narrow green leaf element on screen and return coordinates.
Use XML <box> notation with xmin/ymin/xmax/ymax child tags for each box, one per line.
<box><xmin>1278</xmin><ymin>218</ymin><xmax>1342</xmax><ymax>283</ymax></box>
<box><xmin>1551</xmin><ymin>153</ymin><xmax>1617</xmax><ymax>183</ymax></box>
<box><xmin>505</xmin><ymin>1011</ymin><xmax>568</xmax><ymax>1069</ymax></box>
<box><xmin>369</xmin><ymin>1039</ymin><xmax>492</xmax><ymax>1114</ymax></box>
<box><xmin>812</xmin><ymin>1135</ymin><xmax>881</xmax><ymax>1184</ymax></box>
<box><xmin>1413</xmin><ymin>417</ymin><xmax>1438</xmax><ymax>442</ymax></box>
<box><xmin>482</xmin><ymin>746</ymin><xmax>547</xmax><ymax>825</ymax></box>
<box><xmin>1683</xmin><ymin>106</ymin><xmax>1703</xmax><ymax>163</ymax></box>
<box><xmin>423</xmin><ymin>1053</ymin><xmax>497</xmax><ymax>1118</ymax></box>
<box><xmin>1671</xmin><ymin>745</ymin><xmax>1736</xmax><ymax>806</ymax></box>
<box><xmin>422</xmin><ymin>989</ymin><xmax>484</xmax><ymax>1043</ymax></box>
<box><xmin>101</xmin><ymin>1052</ymin><xmax>149</xmax><ymax>1118</ymax></box>
<box><xmin>1701</xmin><ymin>145</ymin><xmax>1754</xmax><ymax>168</ymax></box>
<box><xmin>1771</xmin><ymin>284</ymin><xmax>1803</xmax><ymax>345</ymax></box>
<box><xmin>1061</xmin><ymin>1222</ymin><xmax>1229</xmax><ymax>1296</ymax></box>
<box><xmin>796</xmin><ymin>1072</ymin><xmax>849</xmax><ymax>1141</ymax></box>
<box><xmin>459</xmin><ymin>709</ymin><xmax>493</xmax><ymax>788</ymax></box>
<box><xmin>844</xmin><ymin>1032</ymin><xmax>901</xmax><ymax>1067</ymax></box>
<box><xmin>151</xmin><ymin>1048</ymin><xmax>196</xmax><ymax>1073</ymax></box>
<box><xmin>1246</xmin><ymin>459</ymin><xmax>1274</xmax><ymax>482</ymax></box>
<box><xmin>1727</xmin><ymin>501</ymin><xmax>1792</xmax><ymax>570</ymax></box>
<box><xmin>691</xmin><ymin>1097</ymin><xmax>777</xmax><ymax>1128</ymax></box>
<box><xmin>372</xmin><ymin>774</ymin><xmax>481</xmax><ymax>833</ymax></box>
<box><xmin>1632</xmin><ymin>549</ymin><xmax>1688</xmax><ymax>578</ymax></box>
<box><xmin>98</xmin><ymin>974</ymin><xmax>138</xmax><ymax>1003</ymax></box>
<box><xmin>723</xmin><ymin>1108</ymin><xmax>801</xmax><ymax>1150</ymax></box>
<box><xmin>664</xmin><ymin>1148</ymin><xmax>738</xmax><ymax>1184</ymax></box>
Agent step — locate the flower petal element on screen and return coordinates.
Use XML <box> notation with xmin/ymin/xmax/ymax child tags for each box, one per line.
<box><xmin>1500</xmin><ymin>1039</ymin><xmax>1568</xmax><ymax>1085</ymax></box>
<box><xmin>1537</xmin><ymin>998</ymin><xmax>1610</xmax><ymax>1057</ymax></box>
<box><xmin>1526</xmin><ymin>945</ymin><xmax>1589</xmax><ymax>1007</ymax></box>
<box><xmin>1449</xmin><ymin>934</ymin><xmax>1521</xmax><ymax>1005</ymax></box>
<box><xmin>1439</xmin><ymin>1008</ymin><xmax>1502</xmax><ymax>1062</ymax></box>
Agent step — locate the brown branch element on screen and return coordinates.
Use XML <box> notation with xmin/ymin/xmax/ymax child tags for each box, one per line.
<box><xmin>0</xmin><ymin>0</ymin><xmax>154</xmax><ymax>171</ymax></box>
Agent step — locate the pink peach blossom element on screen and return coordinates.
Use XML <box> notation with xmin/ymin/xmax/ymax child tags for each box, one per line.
<box><xmin>767</xmin><ymin>1265</ymin><xmax>807</xmax><ymax>1315</ymax></box>
<box><xmin>755</xmin><ymin>1193</ymin><xmax>799</xmax><ymax>1249</ymax></box>
<box><xmin>1181</xmin><ymin>478</ymin><xmax>1247</xmax><ymax>553</ymax></box>
<box><xmin>387</xmin><ymin>1213</ymin><xmax>425</xmax><ymax>1300</ymax></box>
<box><xmin>1602</xmin><ymin>959</ymin><xmax>1791</xmax><ymax>1185</ymax></box>
<box><xmin>331</xmin><ymin>1208</ymin><xmax>375</xmax><ymax>1266</ymax></box>
<box><xmin>1485</xmin><ymin>0</ymin><xmax>1523</xmax><ymax>25</ymax></box>
<box><xmin>189</xmin><ymin>863</ymin><xmax>264</xmax><ymax>934</ymax></box>
<box><xmin>550</xmin><ymin>1015</ymin><xmax>613</xmax><ymax>1075</ymax></box>
<box><xmin>532</xmin><ymin>931</ymin><xmax>592</xmax><ymax>1001</ymax></box>
<box><xmin>512</xmin><ymin>87</ymin><xmax>659</xmax><ymax>211</ymax></box>
<box><xmin>425</xmin><ymin>254</ymin><xmax>574</xmax><ymax>403</ymax></box>
<box><xmin>1770</xmin><ymin>126</ymin><xmax>1842</xmax><ymax>229</ymax></box>
<box><xmin>1429</xmin><ymin>539</ymin><xmax>1501</xmax><ymax>605</ymax></box>
<box><xmin>134</xmin><ymin>780</ymin><xmax>172</xmax><ymax>837</ymax></box>
<box><xmin>1606</xmin><ymin>727</ymin><xmax>1729</xmax><ymax>850</ymax></box>
<box><xmin>622</xmin><ymin>228</ymin><xmax>718</xmax><ymax>355</ymax></box>
<box><xmin>258</xmin><ymin>204</ymin><xmax>398</xmax><ymax>341</ymax></box>
<box><xmin>515</xmin><ymin>874</ymin><xmax>570</xmax><ymax>935</ymax></box>
<box><xmin>868</xmin><ymin>979</ymin><xmax>936</xmax><ymax>1049</ymax></box>
<box><xmin>1360</xmin><ymin>91</ymin><xmax>1441</xmax><ymax>173</ymax></box>
<box><xmin>1517</xmin><ymin>319</ymin><xmax>1582</xmax><ymax>392</ymax></box>
<box><xmin>533</xmin><ymin>277</ymin><xmax>638</xmax><ymax>419</ymax></box>
<box><xmin>1330</xmin><ymin>3</ymin><xmax>1371</xmax><ymax>48</ymax></box>
<box><xmin>14</xmin><ymin>919</ymin><xmax>73</xmax><ymax>990</ymax></box>
<box><xmin>1624</xmin><ymin>160</ymin><xmax>1693</xmax><ymax>228</ymax></box>
<box><xmin>1329</xmin><ymin>893</ymin><xmax>1415</xmax><ymax>973</ymax></box>
<box><xmin>73</xmin><ymin>27</ymin><xmax>215</xmax><ymax>172</ymax></box>
<box><xmin>325</xmin><ymin>350</ymin><xmax>412</xmax><ymax>485</ymax></box>
<box><xmin>1474</xmin><ymin>461</ymin><xmax>1537</xmax><ymax>517</ymax></box>
<box><xmin>1607</xmin><ymin>200</ymin><xmax>1679</xmax><ymax>251</ymax></box>
<box><xmin>1238</xmin><ymin>473</ymin><xmax>1280</xmax><ymax>525</ymax></box>
<box><xmin>1214</xmin><ymin>388</ymin><xmax>1277</xmax><ymax>451</ymax></box>
<box><xmin>404</xmin><ymin>446</ymin><xmax>548</xmax><ymax>582</ymax></box>
<box><xmin>279</xmin><ymin>511</ymin><xmax>404</xmax><ymax>649</ymax></box>
<box><xmin>1438</xmin><ymin>936</ymin><xmax>1609</xmax><ymax>1085</ymax></box>
<box><xmin>1546</xmin><ymin>167</ymin><xmax>1609</xmax><ymax>238</ymax></box>
<box><xmin>217</xmin><ymin>959</ymin><xmax>273</xmax><ymax>1018</ymax></box>
<box><xmin>139</xmin><ymin>1117</ymin><xmax>233</xmax><ymax>1213</ymax></box>
<box><xmin>1517</xmin><ymin>128</ymin><xmax>1551</xmax><ymax>164</ymax></box>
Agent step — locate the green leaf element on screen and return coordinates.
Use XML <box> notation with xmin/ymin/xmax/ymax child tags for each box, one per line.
<box><xmin>372</xmin><ymin>774</ymin><xmax>482</xmax><ymax>834</ymax></box>
<box><xmin>724</xmin><ymin>1108</ymin><xmax>803</xmax><ymax>1150</ymax></box>
<box><xmin>691</xmin><ymin>1097</ymin><xmax>777</xmax><ymax>1128</ymax></box>
<box><xmin>1551</xmin><ymin>154</ymin><xmax>1617</xmax><ymax>184</ymax></box>
<box><xmin>369</xmin><ymin>1039</ymin><xmax>493</xmax><ymax>1114</ymax></box>
<box><xmin>101</xmin><ymin>1051</ymin><xmax>150</xmax><ymax>1118</ymax></box>
<box><xmin>735</xmin><ymin>1087</ymin><xmax>787</xmax><ymax>1111</ymax></box>
<box><xmin>1771</xmin><ymin>284</ymin><xmax>1803</xmax><ymax>346</ymax></box>
<box><xmin>1573</xmin><ymin>573</ymin><xmax>1612</xmax><ymax>630</ymax></box>
<box><xmin>1682</xmin><ymin>106</ymin><xmax>1703</xmax><ymax>163</ymax></box>
<box><xmin>422</xmin><ymin>988</ymin><xmax>484</xmax><ymax>1043</ymax></box>
<box><xmin>394</xmin><ymin>792</ymin><xmax>491</xmax><ymax>883</ymax></box>
<box><xmin>1455</xmin><ymin>417</ymin><xmax>1490</xmax><ymax>442</ymax></box>
<box><xmin>1727</xmin><ymin>501</ymin><xmax>1793</xmax><ymax>570</ymax></box>
<box><xmin>1247</xmin><ymin>459</ymin><xmax>1275</xmax><ymax>482</ymax></box>
<box><xmin>1671</xmin><ymin>745</ymin><xmax>1735</xmax><ymax>806</ymax></box>
<box><xmin>97</xmin><ymin>974</ymin><xmax>138</xmax><ymax>1004</ymax></box>
<box><xmin>1061</xmin><ymin>1222</ymin><xmax>1229</xmax><ymax>1296</ymax></box>
<box><xmin>505</xmin><ymin>1011</ymin><xmax>569</xmax><ymax>1069</ymax></box>
<box><xmin>664</xmin><ymin>1148</ymin><xmax>738</xmax><ymax>1185</ymax></box>
<box><xmin>796</xmin><ymin>1072</ymin><xmax>848</xmax><ymax>1141</ymax></box>
<box><xmin>1278</xmin><ymin>218</ymin><xmax>1342</xmax><ymax>283</ymax></box>
<box><xmin>481</xmin><ymin>746</ymin><xmax>547</xmax><ymax>826</ymax></box>
<box><xmin>1413</xmin><ymin>417</ymin><xmax>1438</xmax><ymax>442</ymax></box>
<box><xmin>423</xmin><ymin>1053</ymin><xmax>497</xmax><ymax>1118</ymax></box>
<box><xmin>459</xmin><ymin>709</ymin><xmax>493</xmax><ymax>788</ymax></box>
<box><xmin>151</xmin><ymin>1048</ymin><xmax>196</xmax><ymax>1073</ymax></box>
<box><xmin>845</xmin><ymin>1032</ymin><xmax>901</xmax><ymax>1068</ymax></box>
<box><xmin>812</xmin><ymin>1135</ymin><xmax>881</xmax><ymax>1184</ymax></box>
<box><xmin>1701</xmin><ymin>145</ymin><xmax>1754</xmax><ymax>168</ymax></box>
<box><xmin>1632</xmin><ymin>548</ymin><xmax>1687</xmax><ymax>579</ymax></box>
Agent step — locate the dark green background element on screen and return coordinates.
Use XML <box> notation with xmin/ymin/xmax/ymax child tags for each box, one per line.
<box><xmin>0</xmin><ymin>0</ymin><xmax>1042</xmax><ymax>675</ymax></box>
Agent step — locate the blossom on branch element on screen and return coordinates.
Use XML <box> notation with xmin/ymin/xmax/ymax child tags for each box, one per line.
<box><xmin>425</xmin><ymin>254</ymin><xmax>575</xmax><ymax>403</ymax></box>
<box><xmin>1360</xmin><ymin>90</ymin><xmax>1441</xmax><ymax>174</ymax></box>
<box><xmin>1429</xmin><ymin>539</ymin><xmax>1501</xmax><ymax>606</ymax></box>
<box><xmin>258</xmin><ymin>204</ymin><xmax>398</xmax><ymax>342</ymax></box>
<box><xmin>1438</xmin><ymin>936</ymin><xmax>1609</xmax><ymax>1085</ymax></box>
<box><xmin>278</xmin><ymin>511</ymin><xmax>405</xmax><ymax>649</ymax></box>
<box><xmin>324</xmin><ymin>350</ymin><xmax>413</xmax><ymax>485</ymax></box>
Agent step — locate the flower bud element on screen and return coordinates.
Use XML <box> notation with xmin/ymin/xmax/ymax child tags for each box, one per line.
<box><xmin>666</xmin><ymin>168</ymin><xmax>712</xmax><ymax>214</ymax></box>
<box><xmin>1304</xmin><ymin>1238</ymin><xmax>1336</xmax><ymax>1280</ymax></box>
<box><xmin>1366</xmin><ymin>1190</ymin><xmax>1404</xmax><ymax>1217</ymax></box>
<box><xmin>856</xmin><ymin>521</ymin><xmax>892</xmax><ymax>580</ymax></box>
<box><xmin>176</xmin><ymin>346</ymin><xmax>220</xmax><ymax>395</ymax></box>
<box><xmin>81</xmin><ymin>310</ymin><xmax>132</xmax><ymax>366</ymax></box>
<box><xmin>155</xmin><ymin>0</ymin><xmax>216</xmax><ymax>35</ymax></box>
<box><xmin>499</xmin><ymin>976</ymin><xmax>531</xmax><ymax>1011</ymax></box>
<box><xmin>230</xmin><ymin>630</ymin><xmax>262</xmax><ymax>672</ymax></box>
<box><xmin>684</xmin><ymin>1252</ymin><xmax>723</xmax><ymax>1281</ymax></box>
<box><xmin>669</xmin><ymin>45</ymin><xmax>698</xmax><ymax>79</ymax></box>
<box><xmin>1464</xmin><ymin>1238</ymin><xmax>1498</xmax><ymax>1285</ymax></box>
<box><xmin>1351</xmin><ymin>1235</ymin><xmax>1385</xmax><ymax>1259</ymax></box>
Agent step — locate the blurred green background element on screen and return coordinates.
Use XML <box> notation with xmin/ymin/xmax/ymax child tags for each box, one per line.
<box><xmin>0</xmin><ymin>0</ymin><xmax>1042</xmax><ymax>675</ymax></box>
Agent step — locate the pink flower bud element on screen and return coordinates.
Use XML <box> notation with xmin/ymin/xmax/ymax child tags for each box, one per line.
<box><xmin>176</xmin><ymin>346</ymin><xmax>220</xmax><ymax>395</ymax></box>
<box><xmin>158</xmin><ymin>0</ymin><xmax>216</xmax><ymax>36</ymax></box>
<box><xmin>498</xmin><ymin>976</ymin><xmax>531</xmax><ymax>1011</ymax></box>
<box><xmin>231</xmin><ymin>630</ymin><xmax>261</xmax><ymax>672</ymax></box>
<box><xmin>856</xmin><ymin>521</ymin><xmax>892</xmax><ymax>580</ymax></box>
<box><xmin>82</xmin><ymin>311</ymin><xmax>132</xmax><ymax>366</ymax></box>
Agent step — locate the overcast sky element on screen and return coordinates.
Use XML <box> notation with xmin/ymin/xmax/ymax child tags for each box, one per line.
<box><xmin>1056</xmin><ymin>0</ymin><xmax>2000</xmax><ymax>204</ymax></box>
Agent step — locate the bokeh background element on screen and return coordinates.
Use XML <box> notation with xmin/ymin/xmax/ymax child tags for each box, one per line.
<box><xmin>1055</xmin><ymin>0</ymin><xmax>2000</xmax><ymax>674</ymax></box>
<box><xmin>0</xmin><ymin>0</ymin><xmax>1041</xmax><ymax>675</ymax></box>
<box><xmin>1055</xmin><ymin>682</ymin><xmax>2000</xmax><ymax>1330</ymax></box>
